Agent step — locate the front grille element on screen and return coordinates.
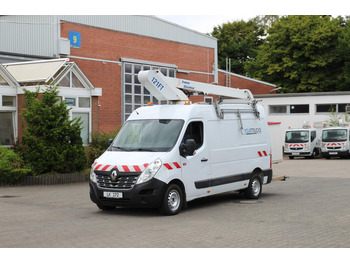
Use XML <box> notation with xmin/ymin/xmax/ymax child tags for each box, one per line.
<box><xmin>95</xmin><ymin>171</ymin><xmax>141</xmax><ymax>189</ymax></box>
<box><xmin>290</xmin><ymin>147</ymin><xmax>303</xmax><ymax>151</ymax></box>
<box><xmin>327</xmin><ymin>146</ymin><xmax>341</xmax><ymax>150</ymax></box>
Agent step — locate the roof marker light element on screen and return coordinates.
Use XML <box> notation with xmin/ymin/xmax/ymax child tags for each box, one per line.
<box><xmin>184</xmin><ymin>100</ymin><xmax>191</xmax><ymax>105</ymax></box>
<box><xmin>147</xmin><ymin>102</ymin><xmax>153</xmax><ymax>106</ymax></box>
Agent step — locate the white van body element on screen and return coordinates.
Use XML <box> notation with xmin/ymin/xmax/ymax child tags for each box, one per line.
<box><xmin>321</xmin><ymin>126</ymin><xmax>350</xmax><ymax>159</ymax></box>
<box><xmin>89</xmin><ymin>103</ymin><xmax>272</xmax><ymax>214</ymax></box>
<box><xmin>89</xmin><ymin>70</ymin><xmax>272</xmax><ymax>215</ymax></box>
<box><xmin>284</xmin><ymin>127</ymin><xmax>320</xmax><ymax>159</ymax></box>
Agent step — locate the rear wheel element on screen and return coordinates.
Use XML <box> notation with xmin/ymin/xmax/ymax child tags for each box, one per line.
<box><xmin>244</xmin><ymin>174</ymin><xmax>262</xmax><ymax>199</ymax></box>
<box><xmin>160</xmin><ymin>184</ymin><xmax>183</xmax><ymax>216</ymax></box>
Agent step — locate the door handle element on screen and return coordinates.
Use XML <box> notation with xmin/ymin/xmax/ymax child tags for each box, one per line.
<box><xmin>201</xmin><ymin>158</ymin><xmax>208</xmax><ymax>162</ymax></box>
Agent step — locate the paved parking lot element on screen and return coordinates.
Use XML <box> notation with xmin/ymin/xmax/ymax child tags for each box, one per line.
<box><xmin>1</xmin><ymin>157</ymin><xmax>350</xmax><ymax>248</ymax></box>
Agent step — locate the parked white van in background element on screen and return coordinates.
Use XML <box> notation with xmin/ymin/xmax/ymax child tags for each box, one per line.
<box><xmin>321</xmin><ymin>123</ymin><xmax>350</xmax><ymax>159</ymax></box>
<box><xmin>89</xmin><ymin>70</ymin><xmax>272</xmax><ymax>215</ymax></box>
<box><xmin>284</xmin><ymin>124</ymin><xmax>320</xmax><ymax>159</ymax></box>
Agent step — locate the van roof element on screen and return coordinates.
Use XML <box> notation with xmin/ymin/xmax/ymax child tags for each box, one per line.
<box><xmin>128</xmin><ymin>104</ymin><xmax>217</xmax><ymax>121</ymax></box>
<box><xmin>127</xmin><ymin>103</ymin><xmax>265</xmax><ymax>122</ymax></box>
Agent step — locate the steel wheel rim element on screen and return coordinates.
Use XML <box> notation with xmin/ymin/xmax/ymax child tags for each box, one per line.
<box><xmin>252</xmin><ymin>179</ymin><xmax>261</xmax><ymax>196</ymax></box>
<box><xmin>167</xmin><ymin>189</ymin><xmax>180</xmax><ymax>211</ymax></box>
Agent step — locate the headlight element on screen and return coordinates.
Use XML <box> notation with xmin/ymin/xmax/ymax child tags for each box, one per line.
<box><xmin>304</xmin><ymin>143</ymin><xmax>309</xmax><ymax>151</ymax></box>
<box><xmin>90</xmin><ymin>167</ymin><xmax>97</xmax><ymax>183</ymax></box>
<box><xmin>136</xmin><ymin>159</ymin><xmax>162</xmax><ymax>184</ymax></box>
<box><xmin>343</xmin><ymin>143</ymin><xmax>349</xmax><ymax>151</ymax></box>
<box><xmin>284</xmin><ymin>144</ymin><xmax>289</xmax><ymax>151</ymax></box>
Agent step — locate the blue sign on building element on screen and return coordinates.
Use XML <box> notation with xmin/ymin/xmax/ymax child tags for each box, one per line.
<box><xmin>69</xmin><ymin>31</ymin><xmax>81</xmax><ymax>48</ymax></box>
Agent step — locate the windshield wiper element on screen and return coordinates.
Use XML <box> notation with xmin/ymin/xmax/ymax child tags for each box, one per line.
<box><xmin>111</xmin><ymin>146</ymin><xmax>130</xmax><ymax>151</ymax></box>
<box><xmin>129</xmin><ymin>148</ymin><xmax>157</xmax><ymax>152</ymax></box>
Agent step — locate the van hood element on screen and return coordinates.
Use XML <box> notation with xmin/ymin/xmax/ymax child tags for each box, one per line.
<box><xmin>93</xmin><ymin>151</ymin><xmax>167</xmax><ymax>172</ymax></box>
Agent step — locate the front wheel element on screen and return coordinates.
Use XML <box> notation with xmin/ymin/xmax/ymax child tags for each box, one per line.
<box><xmin>244</xmin><ymin>174</ymin><xmax>262</xmax><ymax>199</ymax></box>
<box><xmin>159</xmin><ymin>184</ymin><xmax>183</xmax><ymax>216</ymax></box>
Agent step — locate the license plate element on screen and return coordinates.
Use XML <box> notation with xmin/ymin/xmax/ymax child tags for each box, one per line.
<box><xmin>292</xmin><ymin>153</ymin><xmax>300</xmax><ymax>156</ymax></box>
<box><xmin>103</xmin><ymin>191</ymin><xmax>123</xmax><ymax>199</ymax></box>
<box><xmin>329</xmin><ymin>152</ymin><xmax>338</xmax><ymax>155</ymax></box>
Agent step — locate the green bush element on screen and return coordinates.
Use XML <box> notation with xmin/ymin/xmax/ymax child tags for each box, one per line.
<box><xmin>0</xmin><ymin>146</ymin><xmax>33</xmax><ymax>184</ymax></box>
<box><xmin>17</xmin><ymin>86</ymin><xmax>87</xmax><ymax>174</ymax></box>
<box><xmin>86</xmin><ymin>130</ymin><xmax>119</xmax><ymax>166</ymax></box>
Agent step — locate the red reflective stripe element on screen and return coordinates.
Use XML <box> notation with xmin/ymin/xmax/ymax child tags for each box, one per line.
<box><xmin>164</xmin><ymin>163</ymin><xmax>173</xmax><ymax>170</ymax></box>
<box><xmin>95</xmin><ymin>164</ymin><xmax>102</xmax><ymax>170</ymax></box>
<box><xmin>144</xmin><ymin>163</ymin><xmax>148</xmax><ymax>168</ymax></box>
<box><xmin>101</xmin><ymin>165</ymin><xmax>110</xmax><ymax>171</ymax></box>
<box><xmin>258</xmin><ymin>151</ymin><xmax>263</xmax><ymax>157</ymax></box>
<box><xmin>122</xmin><ymin>165</ymin><xmax>130</xmax><ymax>172</ymax></box>
<box><xmin>173</xmin><ymin>162</ymin><xmax>181</xmax><ymax>169</ymax></box>
<box><xmin>263</xmin><ymin>151</ymin><xmax>268</xmax><ymax>156</ymax></box>
<box><xmin>133</xmin><ymin>165</ymin><xmax>141</xmax><ymax>172</ymax></box>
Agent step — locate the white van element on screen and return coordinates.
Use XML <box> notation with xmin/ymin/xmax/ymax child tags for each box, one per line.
<box><xmin>89</xmin><ymin>70</ymin><xmax>272</xmax><ymax>215</ymax></box>
<box><xmin>284</xmin><ymin>126</ymin><xmax>320</xmax><ymax>159</ymax></box>
<box><xmin>321</xmin><ymin>125</ymin><xmax>350</xmax><ymax>159</ymax></box>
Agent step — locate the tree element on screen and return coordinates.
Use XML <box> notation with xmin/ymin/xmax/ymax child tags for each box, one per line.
<box><xmin>210</xmin><ymin>19</ymin><xmax>265</xmax><ymax>75</ymax></box>
<box><xmin>246</xmin><ymin>15</ymin><xmax>347</xmax><ymax>93</ymax></box>
<box><xmin>18</xmin><ymin>86</ymin><xmax>87</xmax><ymax>174</ymax></box>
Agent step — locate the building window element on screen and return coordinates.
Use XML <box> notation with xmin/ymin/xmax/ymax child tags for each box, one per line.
<box><xmin>72</xmin><ymin>112</ymin><xmax>89</xmax><ymax>144</ymax></box>
<box><xmin>0</xmin><ymin>112</ymin><xmax>15</xmax><ymax>145</ymax></box>
<box><xmin>123</xmin><ymin>63</ymin><xmax>176</xmax><ymax>122</ymax></box>
<box><xmin>315</xmin><ymin>103</ymin><xmax>350</xmax><ymax>113</ymax></box>
<box><xmin>337</xmin><ymin>104</ymin><xmax>350</xmax><ymax>113</ymax></box>
<box><xmin>290</xmin><ymin>104</ymin><xmax>309</xmax><ymax>114</ymax></box>
<box><xmin>269</xmin><ymin>104</ymin><xmax>309</xmax><ymax>114</ymax></box>
<box><xmin>270</xmin><ymin>105</ymin><xmax>287</xmax><ymax>114</ymax></box>
<box><xmin>64</xmin><ymin>96</ymin><xmax>91</xmax><ymax>144</ymax></box>
<box><xmin>0</xmin><ymin>75</ymin><xmax>10</xmax><ymax>86</ymax></box>
<box><xmin>2</xmin><ymin>96</ymin><xmax>16</xmax><ymax>107</ymax></box>
<box><xmin>78</xmin><ymin>97</ymin><xmax>90</xmax><ymax>108</ymax></box>
<box><xmin>316</xmin><ymin>104</ymin><xmax>336</xmax><ymax>113</ymax></box>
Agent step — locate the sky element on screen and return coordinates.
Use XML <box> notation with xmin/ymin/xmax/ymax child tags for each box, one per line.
<box><xmin>4</xmin><ymin>0</ymin><xmax>348</xmax><ymax>35</ymax></box>
<box><xmin>156</xmin><ymin>15</ymin><xmax>254</xmax><ymax>34</ymax></box>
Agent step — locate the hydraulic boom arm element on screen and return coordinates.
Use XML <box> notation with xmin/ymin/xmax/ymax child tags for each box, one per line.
<box><xmin>138</xmin><ymin>70</ymin><xmax>254</xmax><ymax>102</ymax></box>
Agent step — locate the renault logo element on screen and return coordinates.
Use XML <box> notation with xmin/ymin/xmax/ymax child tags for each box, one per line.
<box><xmin>110</xmin><ymin>170</ymin><xmax>118</xmax><ymax>182</ymax></box>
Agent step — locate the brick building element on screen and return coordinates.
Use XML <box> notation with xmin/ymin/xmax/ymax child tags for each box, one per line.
<box><xmin>0</xmin><ymin>15</ymin><xmax>276</xmax><ymax>146</ymax></box>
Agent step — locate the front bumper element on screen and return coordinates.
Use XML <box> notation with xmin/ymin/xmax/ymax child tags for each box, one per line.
<box><xmin>90</xmin><ymin>178</ymin><xmax>167</xmax><ymax>208</ymax></box>
<box><xmin>284</xmin><ymin>151</ymin><xmax>311</xmax><ymax>157</ymax></box>
<box><xmin>321</xmin><ymin>151</ymin><xmax>350</xmax><ymax>158</ymax></box>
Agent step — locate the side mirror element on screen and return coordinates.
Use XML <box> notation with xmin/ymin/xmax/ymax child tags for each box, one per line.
<box><xmin>108</xmin><ymin>139</ymin><xmax>113</xmax><ymax>146</ymax></box>
<box><xmin>180</xmin><ymin>139</ymin><xmax>196</xmax><ymax>157</ymax></box>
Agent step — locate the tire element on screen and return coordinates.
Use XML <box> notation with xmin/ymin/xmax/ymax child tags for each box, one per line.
<box><xmin>310</xmin><ymin>149</ymin><xmax>317</xmax><ymax>159</ymax></box>
<box><xmin>289</xmin><ymin>156</ymin><xmax>294</xmax><ymax>159</ymax></box>
<box><xmin>159</xmin><ymin>184</ymin><xmax>183</xmax><ymax>216</ymax></box>
<box><xmin>97</xmin><ymin>204</ymin><xmax>116</xmax><ymax>210</ymax></box>
<box><xmin>244</xmin><ymin>174</ymin><xmax>262</xmax><ymax>199</ymax></box>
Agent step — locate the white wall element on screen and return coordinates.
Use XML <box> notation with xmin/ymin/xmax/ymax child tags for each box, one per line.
<box><xmin>256</xmin><ymin>92</ymin><xmax>350</xmax><ymax>162</ymax></box>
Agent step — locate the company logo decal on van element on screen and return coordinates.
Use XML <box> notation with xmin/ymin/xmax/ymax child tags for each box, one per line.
<box><xmin>243</xmin><ymin>128</ymin><xmax>261</xmax><ymax>135</ymax></box>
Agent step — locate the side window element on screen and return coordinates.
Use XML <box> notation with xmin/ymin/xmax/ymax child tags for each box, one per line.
<box><xmin>182</xmin><ymin>121</ymin><xmax>203</xmax><ymax>150</ymax></box>
<box><xmin>311</xmin><ymin>131</ymin><xmax>316</xmax><ymax>142</ymax></box>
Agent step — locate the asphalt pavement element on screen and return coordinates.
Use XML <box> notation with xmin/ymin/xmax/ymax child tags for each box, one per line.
<box><xmin>1</xmin><ymin>157</ymin><xmax>350</xmax><ymax>248</ymax></box>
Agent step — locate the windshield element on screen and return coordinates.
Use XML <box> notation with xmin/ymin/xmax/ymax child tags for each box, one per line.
<box><xmin>285</xmin><ymin>131</ymin><xmax>309</xmax><ymax>143</ymax></box>
<box><xmin>322</xmin><ymin>129</ymin><xmax>348</xmax><ymax>142</ymax></box>
<box><xmin>110</xmin><ymin>119</ymin><xmax>184</xmax><ymax>152</ymax></box>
